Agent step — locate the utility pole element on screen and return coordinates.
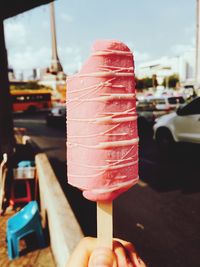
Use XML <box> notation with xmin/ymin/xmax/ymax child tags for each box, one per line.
<box><xmin>49</xmin><ymin>2</ymin><xmax>63</xmax><ymax>74</ymax></box>
<box><xmin>195</xmin><ymin>0</ymin><xmax>200</xmax><ymax>88</ymax></box>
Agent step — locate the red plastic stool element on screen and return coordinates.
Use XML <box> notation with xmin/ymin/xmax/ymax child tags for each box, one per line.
<box><xmin>10</xmin><ymin>179</ymin><xmax>32</xmax><ymax>206</ymax></box>
<box><xmin>10</xmin><ymin>167</ymin><xmax>35</xmax><ymax>207</ymax></box>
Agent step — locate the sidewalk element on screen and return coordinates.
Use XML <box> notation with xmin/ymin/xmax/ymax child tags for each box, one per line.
<box><xmin>3</xmin><ymin>129</ymin><xmax>83</xmax><ymax>266</ymax></box>
<box><xmin>0</xmin><ymin>208</ymin><xmax>55</xmax><ymax>267</ymax></box>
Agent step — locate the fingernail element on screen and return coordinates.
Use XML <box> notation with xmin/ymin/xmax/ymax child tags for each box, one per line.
<box><xmin>89</xmin><ymin>247</ymin><xmax>114</xmax><ymax>267</ymax></box>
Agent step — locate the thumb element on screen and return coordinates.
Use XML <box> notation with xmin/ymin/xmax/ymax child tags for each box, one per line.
<box><xmin>88</xmin><ymin>247</ymin><xmax>116</xmax><ymax>267</ymax></box>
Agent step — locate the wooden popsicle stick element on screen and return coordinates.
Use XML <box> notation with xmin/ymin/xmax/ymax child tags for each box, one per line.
<box><xmin>97</xmin><ymin>201</ymin><xmax>113</xmax><ymax>249</ymax></box>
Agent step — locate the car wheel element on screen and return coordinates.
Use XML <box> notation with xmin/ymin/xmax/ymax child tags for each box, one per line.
<box><xmin>155</xmin><ymin>127</ymin><xmax>174</xmax><ymax>152</ymax></box>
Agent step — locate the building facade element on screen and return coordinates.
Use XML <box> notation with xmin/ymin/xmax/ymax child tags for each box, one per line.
<box><xmin>136</xmin><ymin>49</ymin><xmax>195</xmax><ymax>87</ymax></box>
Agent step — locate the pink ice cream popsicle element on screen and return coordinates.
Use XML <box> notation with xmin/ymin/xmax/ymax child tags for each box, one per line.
<box><xmin>67</xmin><ymin>40</ymin><xmax>139</xmax><ymax>202</ymax></box>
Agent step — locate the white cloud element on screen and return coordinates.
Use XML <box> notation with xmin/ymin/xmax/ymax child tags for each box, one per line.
<box><xmin>4</xmin><ymin>20</ymin><xmax>51</xmax><ymax>71</ymax></box>
<box><xmin>4</xmin><ymin>18</ymin><xmax>81</xmax><ymax>75</ymax></box>
<box><xmin>8</xmin><ymin>46</ymin><xmax>51</xmax><ymax>70</ymax></box>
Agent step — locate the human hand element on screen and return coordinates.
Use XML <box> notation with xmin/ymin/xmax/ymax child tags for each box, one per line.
<box><xmin>66</xmin><ymin>237</ymin><xmax>147</xmax><ymax>267</ymax></box>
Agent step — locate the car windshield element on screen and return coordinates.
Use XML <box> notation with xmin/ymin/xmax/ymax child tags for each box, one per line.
<box><xmin>168</xmin><ymin>97</ymin><xmax>185</xmax><ymax>104</ymax></box>
<box><xmin>177</xmin><ymin>97</ymin><xmax>200</xmax><ymax>115</ymax></box>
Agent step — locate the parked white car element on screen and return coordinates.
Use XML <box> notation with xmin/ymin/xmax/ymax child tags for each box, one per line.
<box><xmin>148</xmin><ymin>95</ymin><xmax>185</xmax><ymax>111</ymax></box>
<box><xmin>153</xmin><ymin>97</ymin><xmax>200</xmax><ymax>147</ymax></box>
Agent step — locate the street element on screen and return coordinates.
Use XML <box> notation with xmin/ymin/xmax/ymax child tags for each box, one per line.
<box><xmin>14</xmin><ymin>112</ymin><xmax>200</xmax><ymax>267</ymax></box>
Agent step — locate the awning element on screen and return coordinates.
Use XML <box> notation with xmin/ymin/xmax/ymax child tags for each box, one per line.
<box><xmin>0</xmin><ymin>0</ymin><xmax>55</xmax><ymax>20</ymax></box>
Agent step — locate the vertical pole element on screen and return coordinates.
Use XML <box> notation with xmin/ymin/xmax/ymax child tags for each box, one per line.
<box><xmin>49</xmin><ymin>2</ymin><xmax>63</xmax><ymax>73</ymax></box>
<box><xmin>0</xmin><ymin>17</ymin><xmax>15</xmax><ymax>158</ymax></box>
<box><xmin>50</xmin><ymin>2</ymin><xmax>58</xmax><ymax>63</ymax></box>
<box><xmin>195</xmin><ymin>0</ymin><xmax>200</xmax><ymax>87</ymax></box>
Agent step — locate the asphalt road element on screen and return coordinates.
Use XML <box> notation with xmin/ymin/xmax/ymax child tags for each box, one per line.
<box><xmin>14</xmin><ymin>112</ymin><xmax>200</xmax><ymax>267</ymax></box>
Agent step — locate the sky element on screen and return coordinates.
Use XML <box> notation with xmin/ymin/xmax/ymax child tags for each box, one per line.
<box><xmin>4</xmin><ymin>0</ymin><xmax>196</xmax><ymax>77</ymax></box>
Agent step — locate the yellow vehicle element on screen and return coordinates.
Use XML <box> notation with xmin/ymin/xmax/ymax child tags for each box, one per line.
<box><xmin>11</xmin><ymin>89</ymin><xmax>52</xmax><ymax>112</ymax></box>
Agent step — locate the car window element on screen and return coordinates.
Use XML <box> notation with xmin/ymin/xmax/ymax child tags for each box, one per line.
<box><xmin>180</xmin><ymin>97</ymin><xmax>200</xmax><ymax>115</ymax></box>
<box><xmin>168</xmin><ymin>97</ymin><xmax>185</xmax><ymax>104</ymax></box>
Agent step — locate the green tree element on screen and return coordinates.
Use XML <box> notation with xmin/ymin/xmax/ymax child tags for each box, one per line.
<box><xmin>143</xmin><ymin>77</ymin><xmax>153</xmax><ymax>88</ymax></box>
<box><xmin>152</xmin><ymin>74</ymin><xmax>158</xmax><ymax>88</ymax></box>
<box><xmin>135</xmin><ymin>77</ymin><xmax>144</xmax><ymax>90</ymax></box>
<box><xmin>135</xmin><ymin>77</ymin><xmax>157</xmax><ymax>90</ymax></box>
<box><xmin>163</xmin><ymin>74</ymin><xmax>179</xmax><ymax>88</ymax></box>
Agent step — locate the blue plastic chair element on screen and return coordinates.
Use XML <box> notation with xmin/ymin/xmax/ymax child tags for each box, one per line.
<box><xmin>17</xmin><ymin>161</ymin><xmax>35</xmax><ymax>168</ymax></box>
<box><xmin>6</xmin><ymin>201</ymin><xmax>45</xmax><ymax>259</ymax></box>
